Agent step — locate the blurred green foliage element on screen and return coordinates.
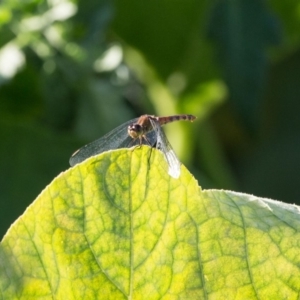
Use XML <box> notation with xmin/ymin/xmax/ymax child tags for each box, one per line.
<box><xmin>0</xmin><ymin>0</ymin><xmax>300</xmax><ymax>238</ymax></box>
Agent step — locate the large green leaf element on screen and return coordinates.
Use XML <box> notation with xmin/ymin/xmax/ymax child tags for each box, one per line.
<box><xmin>1</xmin><ymin>147</ymin><xmax>300</xmax><ymax>299</ymax></box>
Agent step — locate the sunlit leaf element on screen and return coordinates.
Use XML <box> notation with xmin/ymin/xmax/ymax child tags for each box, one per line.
<box><xmin>1</xmin><ymin>147</ymin><xmax>300</xmax><ymax>299</ymax></box>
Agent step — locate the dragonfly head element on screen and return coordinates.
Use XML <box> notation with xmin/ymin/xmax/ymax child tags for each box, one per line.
<box><xmin>128</xmin><ymin>124</ymin><xmax>143</xmax><ymax>139</ymax></box>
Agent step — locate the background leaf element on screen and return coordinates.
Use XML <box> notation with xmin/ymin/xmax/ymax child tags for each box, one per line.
<box><xmin>1</xmin><ymin>148</ymin><xmax>300</xmax><ymax>299</ymax></box>
<box><xmin>207</xmin><ymin>0</ymin><xmax>281</xmax><ymax>131</ymax></box>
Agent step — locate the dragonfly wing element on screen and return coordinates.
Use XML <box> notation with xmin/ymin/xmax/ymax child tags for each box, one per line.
<box><xmin>149</xmin><ymin>118</ymin><xmax>181</xmax><ymax>179</ymax></box>
<box><xmin>143</xmin><ymin>130</ymin><xmax>157</xmax><ymax>147</ymax></box>
<box><xmin>69</xmin><ymin>118</ymin><xmax>139</xmax><ymax>166</ymax></box>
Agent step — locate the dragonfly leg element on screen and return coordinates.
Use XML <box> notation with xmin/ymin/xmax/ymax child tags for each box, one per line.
<box><xmin>128</xmin><ymin>136</ymin><xmax>143</xmax><ymax>152</ymax></box>
<box><xmin>142</xmin><ymin>135</ymin><xmax>153</xmax><ymax>146</ymax></box>
<box><xmin>134</xmin><ymin>135</ymin><xmax>149</xmax><ymax>149</ymax></box>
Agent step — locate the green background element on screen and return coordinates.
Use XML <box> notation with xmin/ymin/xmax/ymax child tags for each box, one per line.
<box><xmin>0</xmin><ymin>0</ymin><xmax>300</xmax><ymax>238</ymax></box>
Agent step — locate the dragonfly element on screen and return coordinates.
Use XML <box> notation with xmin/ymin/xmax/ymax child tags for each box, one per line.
<box><xmin>69</xmin><ymin>114</ymin><xmax>196</xmax><ymax>178</ymax></box>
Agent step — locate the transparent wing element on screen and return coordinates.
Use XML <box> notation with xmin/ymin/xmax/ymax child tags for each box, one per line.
<box><xmin>149</xmin><ymin>118</ymin><xmax>181</xmax><ymax>179</ymax></box>
<box><xmin>69</xmin><ymin>117</ymin><xmax>141</xmax><ymax>166</ymax></box>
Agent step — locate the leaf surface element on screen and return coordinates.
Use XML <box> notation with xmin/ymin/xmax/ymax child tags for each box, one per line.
<box><xmin>1</xmin><ymin>147</ymin><xmax>300</xmax><ymax>299</ymax></box>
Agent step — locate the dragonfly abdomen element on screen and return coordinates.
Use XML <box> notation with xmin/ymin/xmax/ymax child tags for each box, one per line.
<box><xmin>151</xmin><ymin>114</ymin><xmax>196</xmax><ymax>126</ymax></box>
